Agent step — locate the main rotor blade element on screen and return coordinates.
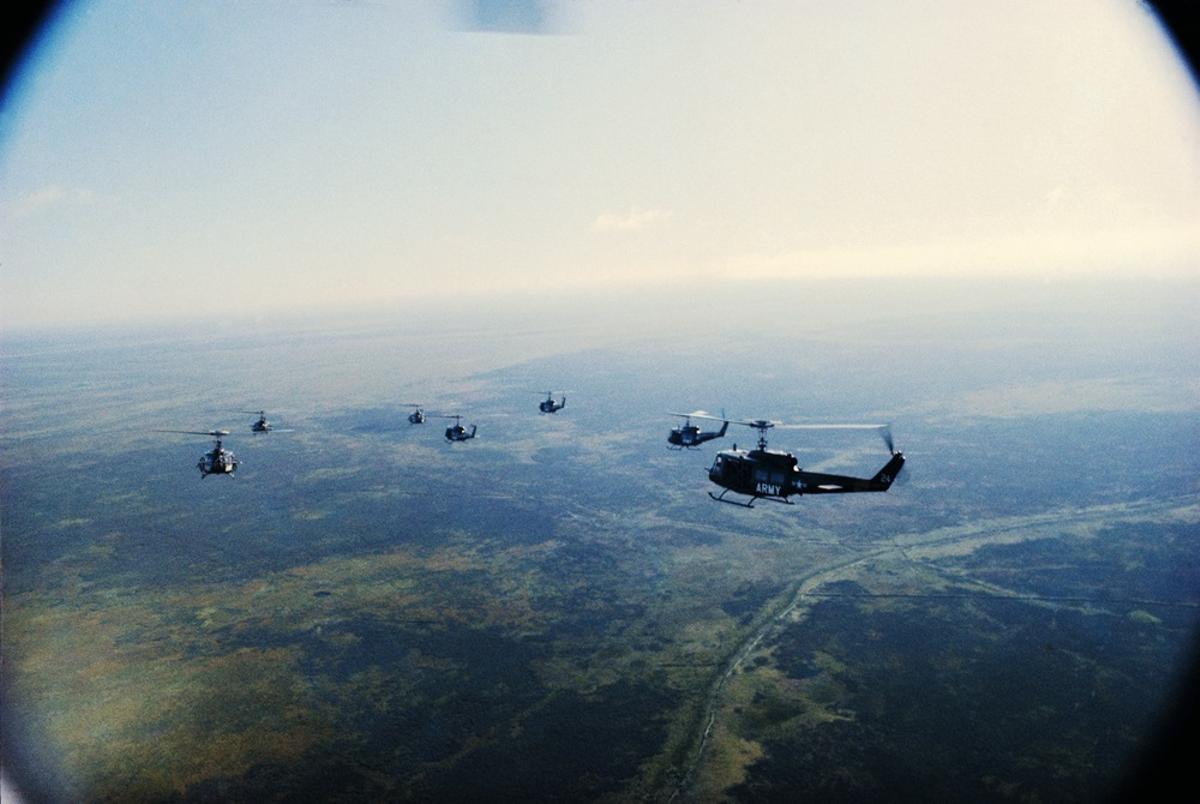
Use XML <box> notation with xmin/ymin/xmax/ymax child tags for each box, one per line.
<box><xmin>154</xmin><ymin>429</ymin><xmax>231</xmax><ymax>436</ymax></box>
<box><xmin>775</xmin><ymin>422</ymin><xmax>895</xmax><ymax>451</ymax></box>
<box><xmin>731</xmin><ymin>418</ymin><xmax>781</xmax><ymax>429</ymax></box>
<box><xmin>668</xmin><ymin>410</ymin><xmax>726</xmax><ymax>422</ymax></box>
<box><xmin>773</xmin><ymin>423</ymin><xmax>889</xmax><ymax>430</ymax></box>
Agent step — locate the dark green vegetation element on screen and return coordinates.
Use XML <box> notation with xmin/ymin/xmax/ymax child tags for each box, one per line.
<box><xmin>732</xmin><ymin>549</ymin><xmax>1192</xmax><ymax>802</ymax></box>
<box><xmin>2</xmin><ymin>281</ymin><xmax>1198</xmax><ymax>801</ymax></box>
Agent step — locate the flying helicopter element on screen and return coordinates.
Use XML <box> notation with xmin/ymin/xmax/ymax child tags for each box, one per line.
<box><xmin>706</xmin><ymin>419</ymin><xmax>905</xmax><ymax>507</ymax></box>
<box><xmin>440</xmin><ymin>414</ymin><xmax>478</xmax><ymax>442</ymax></box>
<box><xmin>403</xmin><ymin>403</ymin><xmax>426</xmax><ymax>424</ymax></box>
<box><xmin>667</xmin><ymin>410</ymin><xmax>728</xmax><ymax>450</ymax></box>
<box><xmin>237</xmin><ymin>410</ymin><xmax>294</xmax><ymax>434</ymax></box>
<box><xmin>239</xmin><ymin>409</ymin><xmax>272</xmax><ymax>432</ymax></box>
<box><xmin>538</xmin><ymin>391</ymin><xmax>566</xmax><ymax>413</ymax></box>
<box><xmin>156</xmin><ymin>429</ymin><xmax>239</xmax><ymax>477</ymax></box>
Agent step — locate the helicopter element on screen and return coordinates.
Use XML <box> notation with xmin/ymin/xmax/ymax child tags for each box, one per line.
<box><xmin>667</xmin><ymin>410</ymin><xmax>728</xmax><ymax>449</ymax></box>
<box><xmin>156</xmin><ymin>429</ymin><xmax>239</xmax><ymax>477</ymax></box>
<box><xmin>440</xmin><ymin>414</ymin><xmax>478</xmax><ymax>442</ymax></box>
<box><xmin>240</xmin><ymin>409</ymin><xmax>272</xmax><ymax>432</ymax></box>
<box><xmin>538</xmin><ymin>391</ymin><xmax>566</xmax><ymax>413</ymax></box>
<box><xmin>403</xmin><ymin>403</ymin><xmax>426</xmax><ymax>424</ymax></box>
<box><xmin>706</xmin><ymin>419</ymin><xmax>905</xmax><ymax>507</ymax></box>
<box><xmin>238</xmin><ymin>410</ymin><xmax>294</xmax><ymax>434</ymax></box>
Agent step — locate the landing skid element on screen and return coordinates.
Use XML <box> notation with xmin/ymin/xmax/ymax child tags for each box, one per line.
<box><xmin>708</xmin><ymin>489</ymin><xmax>793</xmax><ymax>508</ymax></box>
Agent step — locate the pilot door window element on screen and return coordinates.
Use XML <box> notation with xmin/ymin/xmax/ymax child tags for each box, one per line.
<box><xmin>755</xmin><ymin>468</ymin><xmax>786</xmax><ymax>486</ymax></box>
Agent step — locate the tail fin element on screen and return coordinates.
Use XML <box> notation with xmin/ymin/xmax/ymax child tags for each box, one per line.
<box><xmin>872</xmin><ymin>452</ymin><xmax>905</xmax><ymax>489</ymax></box>
<box><xmin>717</xmin><ymin>420</ymin><xmax>728</xmax><ymax>437</ymax></box>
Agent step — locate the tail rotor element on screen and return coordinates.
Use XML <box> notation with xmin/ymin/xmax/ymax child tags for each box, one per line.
<box><xmin>880</xmin><ymin>425</ymin><xmax>895</xmax><ymax>454</ymax></box>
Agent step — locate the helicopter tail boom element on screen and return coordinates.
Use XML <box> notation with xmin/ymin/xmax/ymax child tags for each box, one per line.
<box><xmin>793</xmin><ymin>452</ymin><xmax>905</xmax><ymax>494</ymax></box>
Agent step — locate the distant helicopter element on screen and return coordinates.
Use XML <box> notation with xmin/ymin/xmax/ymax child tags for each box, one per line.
<box><xmin>706</xmin><ymin>419</ymin><xmax>905</xmax><ymax>507</ymax></box>
<box><xmin>667</xmin><ymin>410</ymin><xmax>728</xmax><ymax>450</ymax></box>
<box><xmin>238</xmin><ymin>410</ymin><xmax>294</xmax><ymax>434</ymax></box>
<box><xmin>240</xmin><ymin>409</ymin><xmax>272</xmax><ymax>432</ymax></box>
<box><xmin>441</xmin><ymin>414</ymin><xmax>478</xmax><ymax>442</ymax></box>
<box><xmin>403</xmin><ymin>404</ymin><xmax>426</xmax><ymax>424</ymax></box>
<box><xmin>156</xmin><ymin>429</ymin><xmax>239</xmax><ymax>478</ymax></box>
<box><xmin>538</xmin><ymin>391</ymin><xmax>566</xmax><ymax>413</ymax></box>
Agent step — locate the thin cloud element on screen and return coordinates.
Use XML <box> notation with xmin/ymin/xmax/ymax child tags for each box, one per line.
<box><xmin>4</xmin><ymin>185</ymin><xmax>95</xmax><ymax>219</ymax></box>
<box><xmin>592</xmin><ymin>207</ymin><xmax>672</xmax><ymax>233</ymax></box>
<box><xmin>1043</xmin><ymin>185</ymin><xmax>1069</xmax><ymax>208</ymax></box>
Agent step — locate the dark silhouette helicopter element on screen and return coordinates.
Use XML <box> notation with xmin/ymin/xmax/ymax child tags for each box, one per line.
<box><xmin>667</xmin><ymin>410</ymin><xmax>728</xmax><ymax>449</ymax></box>
<box><xmin>403</xmin><ymin>404</ymin><xmax>426</xmax><ymax>424</ymax></box>
<box><xmin>157</xmin><ymin>429</ymin><xmax>239</xmax><ymax>477</ymax></box>
<box><xmin>238</xmin><ymin>410</ymin><xmax>294</xmax><ymax>434</ymax></box>
<box><xmin>706</xmin><ymin>419</ymin><xmax>905</xmax><ymax>507</ymax></box>
<box><xmin>240</xmin><ymin>410</ymin><xmax>272</xmax><ymax>432</ymax></box>
<box><xmin>538</xmin><ymin>391</ymin><xmax>566</xmax><ymax>413</ymax></box>
<box><xmin>441</xmin><ymin>415</ymin><xmax>477</xmax><ymax>442</ymax></box>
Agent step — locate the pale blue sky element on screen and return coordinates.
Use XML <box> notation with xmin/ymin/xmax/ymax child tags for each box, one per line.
<box><xmin>2</xmin><ymin>0</ymin><xmax>1198</xmax><ymax>328</ymax></box>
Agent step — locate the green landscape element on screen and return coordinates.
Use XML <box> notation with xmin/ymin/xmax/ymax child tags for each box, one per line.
<box><xmin>3</xmin><ymin>283</ymin><xmax>1198</xmax><ymax>801</ymax></box>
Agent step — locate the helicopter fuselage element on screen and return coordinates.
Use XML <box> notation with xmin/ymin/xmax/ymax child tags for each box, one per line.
<box><xmin>445</xmin><ymin>424</ymin><xmax>477</xmax><ymax>442</ymax></box>
<box><xmin>198</xmin><ymin>446</ymin><xmax>238</xmax><ymax>477</ymax></box>
<box><xmin>668</xmin><ymin>419</ymin><xmax>727</xmax><ymax>449</ymax></box>
<box><xmin>539</xmin><ymin>396</ymin><xmax>566</xmax><ymax>413</ymax></box>
<box><xmin>708</xmin><ymin>447</ymin><xmax>904</xmax><ymax>506</ymax></box>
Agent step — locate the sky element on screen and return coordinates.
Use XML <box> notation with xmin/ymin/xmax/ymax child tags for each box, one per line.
<box><xmin>1</xmin><ymin>0</ymin><xmax>1198</xmax><ymax>329</ymax></box>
